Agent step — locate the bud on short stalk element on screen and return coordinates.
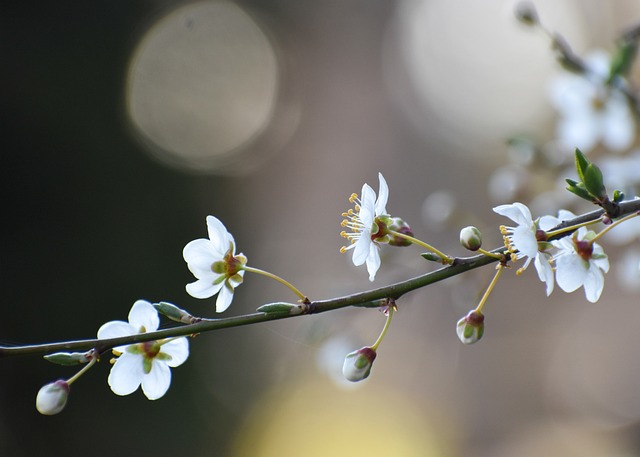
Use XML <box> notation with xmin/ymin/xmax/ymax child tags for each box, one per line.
<box><xmin>456</xmin><ymin>310</ymin><xmax>485</xmax><ymax>345</ymax></box>
<box><xmin>342</xmin><ymin>347</ymin><xmax>377</xmax><ymax>382</ymax></box>
<box><xmin>460</xmin><ymin>226</ymin><xmax>482</xmax><ymax>251</ymax></box>
<box><xmin>36</xmin><ymin>380</ymin><xmax>70</xmax><ymax>415</ymax></box>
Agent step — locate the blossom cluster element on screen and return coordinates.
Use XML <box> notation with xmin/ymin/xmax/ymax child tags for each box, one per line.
<box><xmin>494</xmin><ymin>203</ymin><xmax>609</xmax><ymax>303</ymax></box>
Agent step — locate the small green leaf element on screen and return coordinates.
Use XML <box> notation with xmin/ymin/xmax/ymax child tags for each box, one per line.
<box><xmin>608</xmin><ymin>41</ymin><xmax>637</xmax><ymax>82</ymax></box>
<box><xmin>421</xmin><ymin>252</ymin><xmax>441</xmax><ymax>262</ymax></box>
<box><xmin>565</xmin><ymin>180</ymin><xmax>593</xmax><ymax>201</ymax></box>
<box><xmin>584</xmin><ymin>163</ymin><xmax>607</xmax><ymax>200</ymax></box>
<box><xmin>574</xmin><ymin>148</ymin><xmax>590</xmax><ymax>182</ymax></box>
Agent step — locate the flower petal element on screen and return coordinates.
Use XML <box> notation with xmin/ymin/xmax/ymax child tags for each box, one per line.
<box><xmin>374</xmin><ymin>173</ymin><xmax>389</xmax><ymax>216</ymax></box>
<box><xmin>358</xmin><ymin>184</ymin><xmax>376</xmax><ymax>227</ymax></box>
<box><xmin>183</xmin><ymin>239</ymin><xmax>223</xmax><ymax>278</ymax></box>
<box><xmin>128</xmin><ymin>300</ymin><xmax>159</xmax><ymax>333</ymax></box>
<box><xmin>583</xmin><ymin>265</ymin><xmax>604</xmax><ymax>303</ymax></box>
<box><xmin>534</xmin><ymin>253</ymin><xmax>555</xmax><ymax>296</ymax></box>
<box><xmin>141</xmin><ymin>362</ymin><xmax>171</xmax><ymax>400</ymax></box>
<box><xmin>512</xmin><ymin>225</ymin><xmax>538</xmax><ymax>258</ymax></box>
<box><xmin>365</xmin><ymin>243</ymin><xmax>381</xmax><ymax>282</ymax></box>
<box><xmin>97</xmin><ymin>321</ymin><xmax>138</xmax><ymax>353</ymax></box>
<box><xmin>162</xmin><ymin>338</ymin><xmax>190</xmax><ymax>368</ymax></box>
<box><xmin>215</xmin><ymin>284</ymin><xmax>235</xmax><ymax>313</ymax></box>
<box><xmin>206</xmin><ymin>215</ymin><xmax>235</xmax><ymax>255</ymax></box>
<box><xmin>351</xmin><ymin>235</ymin><xmax>371</xmax><ymax>267</ymax></box>
<box><xmin>186</xmin><ymin>278</ymin><xmax>225</xmax><ymax>299</ymax></box>
<box><xmin>555</xmin><ymin>254</ymin><xmax>586</xmax><ymax>293</ymax></box>
<box><xmin>108</xmin><ymin>352</ymin><xmax>143</xmax><ymax>396</ymax></box>
<box><xmin>493</xmin><ymin>202</ymin><xmax>532</xmax><ymax>226</ymax></box>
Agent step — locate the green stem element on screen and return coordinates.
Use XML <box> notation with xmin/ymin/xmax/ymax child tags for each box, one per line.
<box><xmin>387</xmin><ymin>229</ymin><xmax>453</xmax><ymax>264</ymax></box>
<box><xmin>66</xmin><ymin>356</ymin><xmax>97</xmax><ymax>386</ymax></box>
<box><xmin>477</xmin><ymin>248</ymin><xmax>504</xmax><ymax>260</ymax></box>
<box><xmin>371</xmin><ymin>306</ymin><xmax>394</xmax><ymax>351</ymax></box>
<box><xmin>242</xmin><ymin>266</ymin><xmax>308</xmax><ymax>302</ymax></box>
<box><xmin>590</xmin><ymin>211</ymin><xmax>640</xmax><ymax>243</ymax></box>
<box><xmin>475</xmin><ymin>264</ymin><xmax>505</xmax><ymax>314</ymax></box>
<box><xmin>545</xmin><ymin>218</ymin><xmax>601</xmax><ymax>238</ymax></box>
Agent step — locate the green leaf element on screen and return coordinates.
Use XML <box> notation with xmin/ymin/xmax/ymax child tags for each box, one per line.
<box><xmin>565</xmin><ymin>180</ymin><xmax>593</xmax><ymax>201</ymax></box>
<box><xmin>608</xmin><ymin>40</ymin><xmax>637</xmax><ymax>82</ymax></box>
<box><xmin>584</xmin><ymin>163</ymin><xmax>607</xmax><ymax>200</ymax></box>
<box><xmin>574</xmin><ymin>148</ymin><xmax>590</xmax><ymax>182</ymax></box>
<box><xmin>613</xmin><ymin>189</ymin><xmax>625</xmax><ymax>203</ymax></box>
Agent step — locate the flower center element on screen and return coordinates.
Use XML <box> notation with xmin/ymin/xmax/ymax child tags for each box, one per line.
<box><xmin>575</xmin><ymin>239</ymin><xmax>593</xmax><ymax>261</ymax></box>
<box><xmin>141</xmin><ymin>340</ymin><xmax>161</xmax><ymax>359</ymax></box>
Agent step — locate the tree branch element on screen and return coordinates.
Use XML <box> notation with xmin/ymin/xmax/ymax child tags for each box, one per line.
<box><xmin>2</xmin><ymin>199</ymin><xmax>639</xmax><ymax>360</ymax></box>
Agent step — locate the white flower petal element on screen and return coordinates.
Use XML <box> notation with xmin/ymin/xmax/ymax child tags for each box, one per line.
<box><xmin>583</xmin><ymin>265</ymin><xmax>604</xmax><ymax>303</ymax></box>
<box><xmin>493</xmin><ymin>202</ymin><xmax>532</xmax><ymax>226</ymax></box>
<box><xmin>186</xmin><ymin>278</ymin><xmax>224</xmax><ymax>299</ymax></box>
<box><xmin>365</xmin><ymin>243</ymin><xmax>381</xmax><ymax>282</ymax></box>
<box><xmin>215</xmin><ymin>284</ymin><xmax>235</xmax><ymax>313</ymax></box>
<box><xmin>183</xmin><ymin>239</ymin><xmax>223</xmax><ymax>277</ymax></box>
<box><xmin>97</xmin><ymin>321</ymin><xmax>137</xmax><ymax>353</ymax></box>
<box><xmin>206</xmin><ymin>215</ymin><xmax>234</xmax><ymax>255</ymax></box>
<box><xmin>555</xmin><ymin>254</ymin><xmax>586</xmax><ymax>293</ymax></box>
<box><xmin>358</xmin><ymin>184</ymin><xmax>376</xmax><ymax>227</ymax></box>
<box><xmin>108</xmin><ymin>352</ymin><xmax>143</xmax><ymax>396</ymax></box>
<box><xmin>97</xmin><ymin>321</ymin><xmax>136</xmax><ymax>340</ymax></box>
<box><xmin>141</xmin><ymin>362</ymin><xmax>171</xmax><ymax>400</ymax></box>
<box><xmin>162</xmin><ymin>338</ymin><xmax>190</xmax><ymax>368</ymax></box>
<box><xmin>375</xmin><ymin>173</ymin><xmax>389</xmax><ymax>216</ymax></box>
<box><xmin>351</xmin><ymin>234</ymin><xmax>371</xmax><ymax>266</ymax></box>
<box><xmin>128</xmin><ymin>300</ymin><xmax>159</xmax><ymax>333</ymax></box>
<box><xmin>512</xmin><ymin>225</ymin><xmax>538</xmax><ymax>258</ymax></box>
<box><xmin>534</xmin><ymin>253</ymin><xmax>555</xmax><ymax>296</ymax></box>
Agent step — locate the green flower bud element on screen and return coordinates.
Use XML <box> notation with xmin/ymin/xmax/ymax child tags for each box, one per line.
<box><xmin>36</xmin><ymin>380</ymin><xmax>70</xmax><ymax>415</ymax></box>
<box><xmin>460</xmin><ymin>226</ymin><xmax>482</xmax><ymax>251</ymax></box>
<box><xmin>456</xmin><ymin>310</ymin><xmax>484</xmax><ymax>345</ymax></box>
<box><xmin>342</xmin><ymin>347</ymin><xmax>377</xmax><ymax>382</ymax></box>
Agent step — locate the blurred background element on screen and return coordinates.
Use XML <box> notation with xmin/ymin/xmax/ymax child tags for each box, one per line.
<box><xmin>2</xmin><ymin>0</ymin><xmax>640</xmax><ymax>455</ymax></box>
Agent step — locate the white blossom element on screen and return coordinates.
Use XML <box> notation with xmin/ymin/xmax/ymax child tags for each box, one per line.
<box><xmin>183</xmin><ymin>215</ymin><xmax>247</xmax><ymax>313</ymax></box>
<box><xmin>97</xmin><ymin>300</ymin><xmax>189</xmax><ymax>400</ymax></box>
<box><xmin>341</xmin><ymin>173</ymin><xmax>389</xmax><ymax>281</ymax></box>
<box><xmin>494</xmin><ymin>202</ymin><xmax>555</xmax><ymax>295</ymax></box>
<box><xmin>549</xmin><ymin>49</ymin><xmax>635</xmax><ymax>153</ymax></box>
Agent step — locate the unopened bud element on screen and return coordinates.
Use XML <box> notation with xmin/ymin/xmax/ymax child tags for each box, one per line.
<box><xmin>460</xmin><ymin>226</ymin><xmax>482</xmax><ymax>251</ymax></box>
<box><xmin>154</xmin><ymin>302</ymin><xmax>198</xmax><ymax>324</ymax></box>
<box><xmin>342</xmin><ymin>347</ymin><xmax>377</xmax><ymax>382</ymax></box>
<box><xmin>36</xmin><ymin>380</ymin><xmax>70</xmax><ymax>415</ymax></box>
<box><xmin>256</xmin><ymin>302</ymin><xmax>303</xmax><ymax>316</ymax></box>
<box><xmin>388</xmin><ymin>217</ymin><xmax>414</xmax><ymax>247</ymax></box>
<box><xmin>44</xmin><ymin>351</ymin><xmax>92</xmax><ymax>366</ymax></box>
<box><xmin>456</xmin><ymin>310</ymin><xmax>485</xmax><ymax>345</ymax></box>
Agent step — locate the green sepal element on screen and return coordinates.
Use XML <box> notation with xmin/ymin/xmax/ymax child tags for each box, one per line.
<box><xmin>584</xmin><ymin>163</ymin><xmax>607</xmax><ymax>200</ymax></box>
<box><xmin>44</xmin><ymin>351</ymin><xmax>92</xmax><ymax>366</ymax></box>
<box><xmin>256</xmin><ymin>302</ymin><xmax>302</xmax><ymax>316</ymax></box>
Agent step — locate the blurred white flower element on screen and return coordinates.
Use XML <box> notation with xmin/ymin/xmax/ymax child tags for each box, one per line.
<box><xmin>494</xmin><ymin>202</ymin><xmax>555</xmax><ymax>295</ymax></box>
<box><xmin>341</xmin><ymin>173</ymin><xmax>389</xmax><ymax>281</ymax></box>
<box><xmin>183</xmin><ymin>215</ymin><xmax>247</xmax><ymax>313</ymax></box>
<box><xmin>97</xmin><ymin>300</ymin><xmax>189</xmax><ymax>400</ymax></box>
<box><xmin>549</xmin><ymin>49</ymin><xmax>635</xmax><ymax>153</ymax></box>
